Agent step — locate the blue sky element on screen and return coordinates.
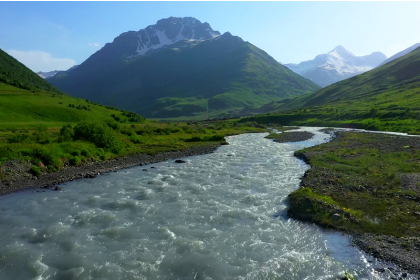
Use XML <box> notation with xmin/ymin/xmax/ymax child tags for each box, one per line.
<box><xmin>1</xmin><ymin>1</ymin><xmax>420</xmax><ymax>72</ymax></box>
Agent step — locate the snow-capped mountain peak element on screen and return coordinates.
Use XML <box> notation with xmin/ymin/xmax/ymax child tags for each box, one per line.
<box><xmin>111</xmin><ymin>17</ymin><xmax>221</xmax><ymax>57</ymax></box>
<box><xmin>284</xmin><ymin>46</ymin><xmax>387</xmax><ymax>87</ymax></box>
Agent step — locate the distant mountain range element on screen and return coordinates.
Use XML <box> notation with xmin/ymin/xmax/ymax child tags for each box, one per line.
<box><xmin>37</xmin><ymin>70</ymin><xmax>61</xmax><ymax>79</ymax></box>
<box><xmin>256</xmin><ymin>42</ymin><xmax>420</xmax><ymax>117</ymax></box>
<box><xmin>378</xmin><ymin>43</ymin><xmax>420</xmax><ymax>67</ymax></box>
<box><xmin>37</xmin><ymin>65</ymin><xmax>78</xmax><ymax>79</ymax></box>
<box><xmin>48</xmin><ymin>17</ymin><xmax>319</xmax><ymax>119</ymax></box>
<box><xmin>284</xmin><ymin>46</ymin><xmax>387</xmax><ymax>87</ymax></box>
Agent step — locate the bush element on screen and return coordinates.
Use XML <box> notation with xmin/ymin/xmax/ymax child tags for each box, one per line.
<box><xmin>181</xmin><ymin>125</ymin><xmax>195</xmax><ymax>134</ymax></box>
<box><xmin>129</xmin><ymin>134</ymin><xmax>142</xmax><ymax>144</ymax></box>
<box><xmin>73</xmin><ymin>122</ymin><xmax>124</xmax><ymax>153</ymax></box>
<box><xmin>30</xmin><ymin>166</ymin><xmax>42</xmax><ymax>177</ymax></box>
<box><xmin>32</xmin><ymin>126</ymin><xmax>51</xmax><ymax>144</ymax></box>
<box><xmin>58</xmin><ymin>124</ymin><xmax>73</xmax><ymax>142</ymax></box>
<box><xmin>105</xmin><ymin>119</ymin><xmax>121</xmax><ymax>131</ymax></box>
<box><xmin>184</xmin><ymin>135</ymin><xmax>225</xmax><ymax>142</ymax></box>
<box><xmin>69</xmin><ymin>156</ymin><xmax>81</xmax><ymax>166</ymax></box>
<box><xmin>80</xmin><ymin>149</ymin><xmax>91</xmax><ymax>157</ymax></box>
<box><xmin>0</xmin><ymin>146</ymin><xmax>14</xmax><ymax>161</ymax></box>
<box><xmin>203</xmin><ymin>135</ymin><xmax>225</xmax><ymax>142</ymax></box>
<box><xmin>184</xmin><ymin>136</ymin><xmax>202</xmax><ymax>142</ymax></box>
<box><xmin>7</xmin><ymin>134</ymin><xmax>30</xmax><ymax>143</ymax></box>
<box><xmin>32</xmin><ymin>148</ymin><xmax>62</xmax><ymax>171</ymax></box>
<box><xmin>120</xmin><ymin>126</ymin><xmax>135</xmax><ymax>136</ymax></box>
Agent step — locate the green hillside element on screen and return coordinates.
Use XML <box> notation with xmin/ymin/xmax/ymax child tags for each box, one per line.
<box><xmin>0</xmin><ymin>48</ymin><xmax>266</xmax><ymax>179</ymax></box>
<box><xmin>0</xmin><ymin>48</ymin><xmax>145</xmax><ymax>130</ymax></box>
<box><xmin>0</xmin><ymin>49</ymin><xmax>61</xmax><ymax>94</ymax></box>
<box><xmin>247</xmin><ymin>46</ymin><xmax>420</xmax><ymax>133</ymax></box>
<box><xmin>0</xmin><ymin>83</ymin><xmax>142</xmax><ymax>130</ymax></box>
<box><xmin>49</xmin><ymin>33</ymin><xmax>319</xmax><ymax>119</ymax></box>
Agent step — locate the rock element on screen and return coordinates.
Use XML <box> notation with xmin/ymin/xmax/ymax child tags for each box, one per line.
<box><xmin>150</xmin><ymin>167</ymin><xmax>156</xmax><ymax>169</ymax></box>
<box><xmin>143</xmin><ymin>169</ymin><xmax>147</xmax><ymax>171</ymax></box>
<box><xmin>54</xmin><ymin>186</ymin><xmax>62</xmax><ymax>191</ymax></box>
<box><xmin>331</xmin><ymin>213</ymin><xmax>341</xmax><ymax>222</ymax></box>
<box><xmin>175</xmin><ymin>160</ymin><xmax>186</xmax><ymax>163</ymax></box>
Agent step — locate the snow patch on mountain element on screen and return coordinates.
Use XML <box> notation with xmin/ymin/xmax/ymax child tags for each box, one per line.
<box><xmin>284</xmin><ymin>46</ymin><xmax>387</xmax><ymax>87</ymax></box>
<box><xmin>132</xmin><ymin>17</ymin><xmax>220</xmax><ymax>57</ymax></box>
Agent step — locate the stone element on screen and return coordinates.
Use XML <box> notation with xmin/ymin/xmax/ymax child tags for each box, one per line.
<box><xmin>175</xmin><ymin>160</ymin><xmax>186</xmax><ymax>163</ymax></box>
<box><xmin>54</xmin><ymin>186</ymin><xmax>62</xmax><ymax>191</ymax></box>
<box><xmin>331</xmin><ymin>213</ymin><xmax>341</xmax><ymax>222</ymax></box>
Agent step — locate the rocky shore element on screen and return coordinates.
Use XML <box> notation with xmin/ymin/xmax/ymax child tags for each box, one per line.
<box><xmin>0</xmin><ymin>144</ymin><xmax>220</xmax><ymax>196</ymax></box>
<box><xmin>288</xmin><ymin>129</ymin><xmax>420</xmax><ymax>276</ymax></box>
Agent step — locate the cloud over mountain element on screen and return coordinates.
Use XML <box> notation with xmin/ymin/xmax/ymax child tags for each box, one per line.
<box><xmin>7</xmin><ymin>49</ymin><xmax>76</xmax><ymax>72</ymax></box>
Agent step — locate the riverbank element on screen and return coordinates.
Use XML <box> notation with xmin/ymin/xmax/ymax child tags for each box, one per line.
<box><xmin>0</xmin><ymin>143</ymin><xmax>220</xmax><ymax>196</ymax></box>
<box><xmin>288</xmin><ymin>129</ymin><xmax>420</xmax><ymax>275</ymax></box>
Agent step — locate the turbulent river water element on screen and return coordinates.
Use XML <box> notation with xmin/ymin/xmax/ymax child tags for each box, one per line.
<box><xmin>0</xmin><ymin>128</ymin><xmax>408</xmax><ymax>279</ymax></box>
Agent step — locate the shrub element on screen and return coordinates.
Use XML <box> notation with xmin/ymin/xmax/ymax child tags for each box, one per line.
<box><xmin>204</xmin><ymin>135</ymin><xmax>225</xmax><ymax>142</ymax></box>
<box><xmin>58</xmin><ymin>124</ymin><xmax>73</xmax><ymax>142</ymax></box>
<box><xmin>105</xmin><ymin>119</ymin><xmax>121</xmax><ymax>131</ymax></box>
<box><xmin>0</xmin><ymin>146</ymin><xmax>14</xmax><ymax>161</ymax></box>
<box><xmin>69</xmin><ymin>156</ymin><xmax>81</xmax><ymax>166</ymax></box>
<box><xmin>80</xmin><ymin>149</ymin><xmax>91</xmax><ymax>157</ymax></box>
<box><xmin>120</xmin><ymin>126</ymin><xmax>135</xmax><ymax>136</ymax></box>
<box><xmin>73</xmin><ymin>122</ymin><xmax>124</xmax><ymax>153</ymax></box>
<box><xmin>30</xmin><ymin>166</ymin><xmax>42</xmax><ymax>177</ymax></box>
<box><xmin>32</xmin><ymin>126</ymin><xmax>51</xmax><ymax>144</ymax></box>
<box><xmin>129</xmin><ymin>134</ymin><xmax>142</xmax><ymax>144</ymax></box>
<box><xmin>184</xmin><ymin>136</ymin><xmax>202</xmax><ymax>142</ymax></box>
<box><xmin>32</xmin><ymin>148</ymin><xmax>62</xmax><ymax>171</ymax></box>
<box><xmin>7</xmin><ymin>134</ymin><xmax>30</xmax><ymax>143</ymax></box>
<box><xmin>184</xmin><ymin>135</ymin><xmax>225</xmax><ymax>142</ymax></box>
<box><xmin>181</xmin><ymin>125</ymin><xmax>195</xmax><ymax>134</ymax></box>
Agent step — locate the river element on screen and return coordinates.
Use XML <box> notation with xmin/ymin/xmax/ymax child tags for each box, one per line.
<box><xmin>0</xmin><ymin>128</ymin><xmax>409</xmax><ymax>279</ymax></box>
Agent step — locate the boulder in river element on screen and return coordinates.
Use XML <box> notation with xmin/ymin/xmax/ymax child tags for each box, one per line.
<box><xmin>175</xmin><ymin>160</ymin><xmax>186</xmax><ymax>163</ymax></box>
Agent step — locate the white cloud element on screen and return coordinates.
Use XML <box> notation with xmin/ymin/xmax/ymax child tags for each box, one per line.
<box><xmin>7</xmin><ymin>49</ymin><xmax>76</xmax><ymax>72</ymax></box>
<box><xmin>88</xmin><ymin>42</ymin><xmax>101</xmax><ymax>48</ymax></box>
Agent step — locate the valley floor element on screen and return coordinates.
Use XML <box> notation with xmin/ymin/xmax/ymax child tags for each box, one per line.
<box><xmin>288</xmin><ymin>130</ymin><xmax>420</xmax><ymax>275</ymax></box>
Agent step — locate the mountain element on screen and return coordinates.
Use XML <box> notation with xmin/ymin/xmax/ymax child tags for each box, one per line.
<box><xmin>37</xmin><ymin>65</ymin><xmax>79</xmax><ymax>79</ymax></box>
<box><xmin>48</xmin><ymin>17</ymin><xmax>320</xmax><ymax>119</ymax></box>
<box><xmin>0</xmin><ymin>47</ymin><xmax>142</xmax><ymax>126</ymax></box>
<box><xmin>378</xmin><ymin>43</ymin><xmax>420</xmax><ymax>67</ymax></box>
<box><xmin>37</xmin><ymin>70</ymin><xmax>61</xmax><ymax>79</ymax></box>
<box><xmin>0</xmin><ymin>48</ymin><xmax>62</xmax><ymax>94</ymax></box>
<box><xmin>284</xmin><ymin>46</ymin><xmax>387</xmax><ymax>87</ymax></box>
<box><xmin>256</xmin><ymin>43</ymin><xmax>420</xmax><ymax>119</ymax></box>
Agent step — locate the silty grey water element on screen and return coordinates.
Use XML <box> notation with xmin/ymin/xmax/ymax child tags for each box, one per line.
<box><xmin>0</xmin><ymin>128</ymin><xmax>411</xmax><ymax>279</ymax></box>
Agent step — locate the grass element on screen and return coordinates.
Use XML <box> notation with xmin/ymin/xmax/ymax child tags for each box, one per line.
<box><xmin>0</xmin><ymin>117</ymin><xmax>267</xmax><ymax>179</ymax></box>
<box><xmin>288</xmin><ymin>131</ymin><xmax>420</xmax><ymax>237</ymax></box>
<box><xmin>0</xmin><ymin>79</ymin><xmax>267</xmax><ymax>179</ymax></box>
<box><xmin>0</xmin><ymin>83</ymin><xmax>145</xmax><ymax>129</ymax></box>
